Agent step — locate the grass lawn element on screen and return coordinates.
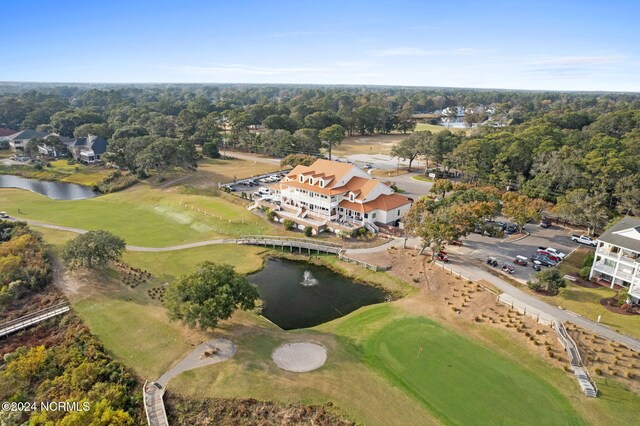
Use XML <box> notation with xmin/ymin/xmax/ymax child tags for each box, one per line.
<box><xmin>0</xmin><ymin>184</ymin><xmax>275</xmax><ymax>246</ymax></box>
<box><xmin>370</xmin><ymin>167</ymin><xmax>409</xmax><ymax>178</ymax></box>
<box><xmin>411</xmin><ymin>174</ymin><xmax>433</xmax><ymax>182</ymax></box>
<box><xmin>123</xmin><ymin>244</ymin><xmax>267</xmax><ymax>281</ymax></box>
<box><xmin>47</xmin><ymin>160</ymin><xmax>112</xmax><ymax>186</ymax></box>
<box><xmin>538</xmin><ymin>284</ymin><xmax>640</xmax><ymax>339</ymax></box>
<box><xmin>332</xmin><ymin>134</ymin><xmax>406</xmax><ymax>156</ymax></box>
<box><xmin>0</xmin><ymin>149</ymin><xmax>12</xmax><ymax>158</ymax></box>
<box><xmin>160</xmin><ymin>157</ymin><xmax>281</xmax><ymax>188</ymax></box>
<box><xmin>73</xmin><ymin>293</ymin><xmax>212</xmax><ymax>379</ymax></box>
<box><xmin>541</xmin><ymin>248</ymin><xmax>640</xmax><ymax>339</ymax></box>
<box><xmin>415</xmin><ymin>122</ymin><xmax>467</xmax><ymax>135</ymax></box>
<box><xmin>168</xmin><ymin>310</ymin><xmax>436</xmax><ymax>426</ymax></box>
<box><xmin>327</xmin><ymin>306</ymin><xmax>585</xmax><ymax>425</ymax></box>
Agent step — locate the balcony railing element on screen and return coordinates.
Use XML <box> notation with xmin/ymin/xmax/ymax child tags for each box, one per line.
<box><xmin>592</xmin><ymin>263</ymin><xmax>615</xmax><ymax>276</ymax></box>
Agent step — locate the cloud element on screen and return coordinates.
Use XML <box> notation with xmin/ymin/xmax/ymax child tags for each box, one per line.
<box><xmin>176</xmin><ymin>64</ymin><xmax>326</xmax><ymax>76</ymax></box>
<box><xmin>370</xmin><ymin>47</ymin><xmax>441</xmax><ymax>57</ymax></box>
<box><xmin>370</xmin><ymin>47</ymin><xmax>495</xmax><ymax>57</ymax></box>
<box><xmin>528</xmin><ymin>55</ymin><xmax>624</xmax><ymax>66</ymax></box>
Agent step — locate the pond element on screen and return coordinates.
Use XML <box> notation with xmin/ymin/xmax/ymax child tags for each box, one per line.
<box><xmin>248</xmin><ymin>258</ymin><xmax>388</xmax><ymax>330</ymax></box>
<box><xmin>0</xmin><ymin>175</ymin><xmax>99</xmax><ymax>200</ymax></box>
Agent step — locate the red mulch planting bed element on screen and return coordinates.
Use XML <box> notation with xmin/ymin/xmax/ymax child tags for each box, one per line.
<box><xmin>599</xmin><ymin>297</ymin><xmax>639</xmax><ymax>316</ymax></box>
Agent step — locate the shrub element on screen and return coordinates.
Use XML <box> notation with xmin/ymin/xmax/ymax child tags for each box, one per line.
<box><xmin>97</xmin><ymin>171</ymin><xmax>138</xmax><ymax>193</ymax></box>
<box><xmin>202</xmin><ymin>141</ymin><xmax>221</xmax><ymax>158</ymax></box>
<box><xmin>595</xmin><ymin>368</ymin><xmax>603</xmax><ymax>375</ymax></box>
<box><xmin>266</xmin><ymin>210</ymin><xmax>276</xmax><ymax>222</ymax></box>
<box><xmin>582</xmin><ymin>252</ymin><xmax>595</xmax><ymax>268</ymax></box>
<box><xmin>528</xmin><ymin>281</ymin><xmax>542</xmax><ymax>292</ymax></box>
<box><xmin>303</xmin><ymin>226</ymin><xmax>313</xmax><ymax>237</ymax></box>
<box><xmin>283</xmin><ymin>219</ymin><xmax>295</xmax><ymax>231</ymax></box>
<box><xmin>579</xmin><ymin>265</ymin><xmax>591</xmax><ymax>280</ymax></box>
<box><xmin>618</xmin><ymin>288</ymin><xmax>629</xmax><ymax>306</ymax></box>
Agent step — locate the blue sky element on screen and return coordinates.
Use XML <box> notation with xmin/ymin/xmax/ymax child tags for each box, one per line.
<box><xmin>2</xmin><ymin>0</ymin><xmax>639</xmax><ymax>91</ymax></box>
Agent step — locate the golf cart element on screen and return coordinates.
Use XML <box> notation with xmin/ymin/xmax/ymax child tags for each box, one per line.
<box><xmin>486</xmin><ymin>257</ymin><xmax>499</xmax><ymax>267</ymax></box>
<box><xmin>513</xmin><ymin>255</ymin><xmax>528</xmax><ymax>266</ymax></box>
<box><xmin>502</xmin><ymin>264</ymin><xmax>515</xmax><ymax>274</ymax></box>
<box><xmin>436</xmin><ymin>251</ymin><xmax>450</xmax><ymax>263</ymax></box>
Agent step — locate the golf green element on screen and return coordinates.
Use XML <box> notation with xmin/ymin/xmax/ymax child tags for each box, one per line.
<box><xmin>358</xmin><ymin>316</ymin><xmax>585</xmax><ymax>425</ymax></box>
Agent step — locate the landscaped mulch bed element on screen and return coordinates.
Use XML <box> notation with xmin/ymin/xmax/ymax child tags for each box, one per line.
<box><xmin>599</xmin><ymin>297</ymin><xmax>639</xmax><ymax>316</ymax></box>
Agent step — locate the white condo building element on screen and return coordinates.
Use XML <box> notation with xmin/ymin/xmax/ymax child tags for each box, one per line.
<box><xmin>269</xmin><ymin>159</ymin><xmax>412</xmax><ymax>233</ymax></box>
<box><xmin>590</xmin><ymin>216</ymin><xmax>640</xmax><ymax>303</ymax></box>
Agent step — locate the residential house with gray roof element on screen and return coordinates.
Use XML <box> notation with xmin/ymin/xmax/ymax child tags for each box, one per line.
<box><xmin>590</xmin><ymin>216</ymin><xmax>640</xmax><ymax>303</ymax></box>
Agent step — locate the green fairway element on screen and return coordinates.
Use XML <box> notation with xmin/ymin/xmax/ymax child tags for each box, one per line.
<box><xmin>1</xmin><ymin>184</ymin><xmax>272</xmax><ymax>246</ymax></box>
<box><xmin>73</xmin><ymin>294</ymin><xmax>212</xmax><ymax>379</ymax></box>
<box><xmin>123</xmin><ymin>244</ymin><xmax>266</xmax><ymax>279</ymax></box>
<box><xmin>334</xmin><ymin>310</ymin><xmax>585</xmax><ymax>425</ymax></box>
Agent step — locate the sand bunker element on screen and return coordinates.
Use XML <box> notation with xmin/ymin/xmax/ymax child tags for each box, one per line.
<box><xmin>272</xmin><ymin>342</ymin><xmax>327</xmax><ymax>372</ymax></box>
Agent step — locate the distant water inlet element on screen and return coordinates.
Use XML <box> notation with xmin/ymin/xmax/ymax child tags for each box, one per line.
<box><xmin>0</xmin><ymin>175</ymin><xmax>99</xmax><ymax>200</ymax></box>
<box><xmin>248</xmin><ymin>258</ymin><xmax>387</xmax><ymax>330</ymax></box>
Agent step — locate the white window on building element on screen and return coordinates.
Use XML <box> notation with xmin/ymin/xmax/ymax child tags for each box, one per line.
<box><xmin>372</xmin><ymin>212</ymin><xmax>376</xmax><ymax>218</ymax></box>
<box><xmin>299</xmin><ymin>175</ymin><xmax>304</xmax><ymax>183</ymax></box>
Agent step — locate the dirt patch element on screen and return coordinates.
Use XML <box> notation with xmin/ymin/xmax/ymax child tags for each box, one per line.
<box><xmin>272</xmin><ymin>342</ymin><xmax>327</xmax><ymax>372</ymax></box>
<box><xmin>165</xmin><ymin>393</ymin><xmax>354</xmax><ymax>426</ymax></box>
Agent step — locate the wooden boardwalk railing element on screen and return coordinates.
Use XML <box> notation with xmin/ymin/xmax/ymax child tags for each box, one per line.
<box><xmin>555</xmin><ymin>321</ymin><xmax>598</xmax><ymax>397</ymax></box>
<box><xmin>143</xmin><ymin>381</ymin><xmax>169</xmax><ymax>426</ymax></box>
<box><xmin>236</xmin><ymin>235</ymin><xmax>342</xmax><ymax>254</ymax></box>
<box><xmin>0</xmin><ymin>303</ymin><xmax>70</xmax><ymax>338</ymax></box>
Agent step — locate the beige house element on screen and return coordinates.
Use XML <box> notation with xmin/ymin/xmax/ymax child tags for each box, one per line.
<box><xmin>269</xmin><ymin>159</ymin><xmax>412</xmax><ymax>233</ymax></box>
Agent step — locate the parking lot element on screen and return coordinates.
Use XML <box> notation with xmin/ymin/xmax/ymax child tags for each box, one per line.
<box><xmin>451</xmin><ymin>218</ymin><xmax>595</xmax><ymax>283</ymax></box>
<box><xmin>222</xmin><ymin>170</ymin><xmax>287</xmax><ymax>200</ymax></box>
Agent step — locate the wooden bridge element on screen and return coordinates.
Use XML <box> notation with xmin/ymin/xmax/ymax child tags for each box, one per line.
<box><xmin>235</xmin><ymin>235</ymin><xmax>342</xmax><ymax>254</ymax></box>
<box><xmin>0</xmin><ymin>303</ymin><xmax>70</xmax><ymax>338</ymax></box>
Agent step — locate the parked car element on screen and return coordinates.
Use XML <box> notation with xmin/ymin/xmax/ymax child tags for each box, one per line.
<box><xmin>571</xmin><ymin>235</ymin><xmax>597</xmax><ymax>246</ymax></box>
<box><xmin>513</xmin><ymin>255</ymin><xmax>528</xmax><ymax>266</ymax></box>
<box><xmin>532</xmin><ymin>261</ymin><xmax>542</xmax><ymax>271</ymax></box>
<box><xmin>531</xmin><ymin>254</ymin><xmax>557</xmax><ymax>267</ymax></box>
<box><xmin>487</xmin><ymin>257</ymin><xmax>499</xmax><ymax>267</ymax></box>
<box><xmin>504</xmin><ymin>224</ymin><xmax>518</xmax><ymax>234</ymax></box>
<box><xmin>364</xmin><ymin>163</ymin><xmax>373</xmax><ymax>169</ymax></box>
<box><xmin>0</xmin><ymin>212</ymin><xmax>9</xmax><ymax>219</ymax></box>
<box><xmin>539</xmin><ymin>247</ymin><xmax>566</xmax><ymax>260</ymax></box>
<box><xmin>536</xmin><ymin>250</ymin><xmax>561</xmax><ymax>263</ymax></box>
<box><xmin>257</xmin><ymin>187</ymin><xmax>271</xmax><ymax>195</ymax></box>
<box><xmin>540</xmin><ymin>218</ymin><xmax>551</xmax><ymax>228</ymax></box>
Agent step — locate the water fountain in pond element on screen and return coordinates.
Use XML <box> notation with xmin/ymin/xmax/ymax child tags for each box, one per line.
<box><xmin>300</xmin><ymin>270</ymin><xmax>319</xmax><ymax>287</ymax></box>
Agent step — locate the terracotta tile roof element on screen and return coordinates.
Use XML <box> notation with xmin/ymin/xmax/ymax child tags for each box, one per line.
<box><xmin>273</xmin><ymin>180</ymin><xmax>335</xmax><ymax>196</ymax></box>
<box><xmin>285</xmin><ymin>159</ymin><xmax>356</xmax><ymax>189</ymax></box>
<box><xmin>0</xmin><ymin>128</ymin><xmax>17</xmax><ymax>137</ymax></box>
<box><xmin>339</xmin><ymin>193</ymin><xmax>412</xmax><ymax>213</ymax></box>
<box><xmin>333</xmin><ymin>177</ymin><xmax>379</xmax><ymax>200</ymax></box>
